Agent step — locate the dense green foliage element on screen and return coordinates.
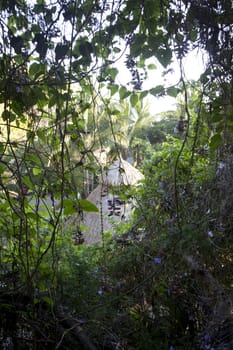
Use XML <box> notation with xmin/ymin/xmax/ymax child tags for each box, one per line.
<box><xmin>0</xmin><ymin>0</ymin><xmax>233</xmax><ymax>349</ymax></box>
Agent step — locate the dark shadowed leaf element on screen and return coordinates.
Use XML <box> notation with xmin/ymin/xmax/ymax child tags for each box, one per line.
<box><xmin>209</xmin><ymin>133</ymin><xmax>222</xmax><ymax>151</ymax></box>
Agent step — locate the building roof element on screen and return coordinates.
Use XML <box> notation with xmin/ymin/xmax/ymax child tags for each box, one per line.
<box><xmin>101</xmin><ymin>158</ymin><xmax>144</xmax><ymax>186</ymax></box>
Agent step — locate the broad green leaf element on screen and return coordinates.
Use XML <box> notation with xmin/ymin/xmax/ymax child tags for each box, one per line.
<box><xmin>79</xmin><ymin>199</ymin><xmax>99</xmax><ymax>212</ymax></box>
<box><xmin>147</xmin><ymin>63</ymin><xmax>156</xmax><ymax>70</ymax></box>
<box><xmin>226</xmin><ymin>120</ymin><xmax>233</xmax><ymax>127</ymax></box>
<box><xmin>156</xmin><ymin>48</ymin><xmax>172</xmax><ymax>67</ymax></box>
<box><xmin>26</xmin><ymin>212</ymin><xmax>38</xmax><ymax>220</ymax></box>
<box><xmin>1</xmin><ymin>110</ymin><xmax>16</xmax><ymax>122</ymax></box>
<box><xmin>113</xmin><ymin>47</ymin><xmax>121</xmax><ymax>53</ymax></box>
<box><xmin>144</xmin><ymin>0</ymin><xmax>160</xmax><ymax>19</ymax></box>
<box><xmin>29</xmin><ymin>62</ymin><xmax>46</xmax><ymax>78</ymax></box>
<box><xmin>211</xmin><ymin>113</ymin><xmax>222</xmax><ymax>122</ymax></box>
<box><xmin>0</xmin><ymin>142</ymin><xmax>4</xmax><ymax>154</ymax></box>
<box><xmin>33</xmin><ymin>167</ymin><xmax>42</xmax><ymax>176</ymax></box>
<box><xmin>209</xmin><ymin>133</ymin><xmax>222</xmax><ymax>151</ymax></box>
<box><xmin>63</xmin><ymin>199</ymin><xmax>77</xmax><ymax>215</ymax></box>
<box><xmin>22</xmin><ymin>176</ymin><xmax>32</xmax><ymax>188</ymax></box>
<box><xmin>79</xmin><ymin>41</ymin><xmax>93</xmax><ymax>59</ymax></box>
<box><xmin>200</xmin><ymin>72</ymin><xmax>210</xmax><ymax>84</ymax></box>
<box><xmin>189</xmin><ymin>30</ymin><xmax>198</xmax><ymax>41</ymax></box>
<box><xmin>48</xmin><ymin>95</ymin><xmax>57</xmax><ymax>108</ymax></box>
<box><xmin>130</xmin><ymin>93</ymin><xmax>138</xmax><ymax>107</ymax></box>
<box><xmin>166</xmin><ymin>86</ymin><xmax>180</xmax><ymax>97</ymax></box>
<box><xmin>31</xmin><ymin>24</ymin><xmax>41</xmax><ymax>33</ymax></box>
<box><xmin>11</xmin><ymin>100</ymin><xmax>24</xmax><ymax>116</ymax></box>
<box><xmin>0</xmin><ymin>165</ymin><xmax>5</xmax><ymax>174</ymax></box>
<box><xmin>130</xmin><ymin>34</ymin><xmax>147</xmax><ymax>57</ymax></box>
<box><xmin>119</xmin><ymin>86</ymin><xmax>130</xmax><ymax>100</ymax></box>
<box><xmin>150</xmin><ymin>85</ymin><xmax>165</xmax><ymax>97</ymax></box>
<box><xmin>105</xmin><ymin>67</ymin><xmax>118</xmax><ymax>81</ymax></box>
<box><xmin>108</xmin><ymin>84</ymin><xmax>119</xmax><ymax>96</ymax></box>
<box><xmin>55</xmin><ymin>43</ymin><xmax>69</xmax><ymax>61</ymax></box>
<box><xmin>41</xmin><ymin>295</ymin><xmax>53</xmax><ymax>305</ymax></box>
<box><xmin>111</xmin><ymin>109</ymin><xmax>121</xmax><ymax>115</ymax></box>
<box><xmin>140</xmin><ymin>90</ymin><xmax>148</xmax><ymax>100</ymax></box>
<box><xmin>34</xmin><ymin>33</ymin><xmax>48</xmax><ymax>59</ymax></box>
<box><xmin>80</xmin><ymin>224</ymin><xmax>88</xmax><ymax>231</ymax></box>
<box><xmin>25</xmin><ymin>153</ymin><xmax>42</xmax><ymax>166</ymax></box>
<box><xmin>37</xmin><ymin>129</ymin><xmax>47</xmax><ymax>142</ymax></box>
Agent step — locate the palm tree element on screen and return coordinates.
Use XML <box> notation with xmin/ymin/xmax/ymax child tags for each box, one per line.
<box><xmin>75</xmin><ymin>95</ymin><xmax>154</xmax><ymax>194</ymax></box>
